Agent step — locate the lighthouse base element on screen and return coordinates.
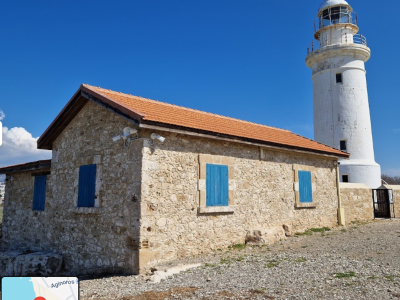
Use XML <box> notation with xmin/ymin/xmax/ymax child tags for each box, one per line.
<box><xmin>339</xmin><ymin>160</ymin><xmax>381</xmax><ymax>189</ymax></box>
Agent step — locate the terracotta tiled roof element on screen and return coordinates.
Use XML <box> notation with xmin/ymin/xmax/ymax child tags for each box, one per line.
<box><xmin>81</xmin><ymin>84</ymin><xmax>348</xmax><ymax>157</ymax></box>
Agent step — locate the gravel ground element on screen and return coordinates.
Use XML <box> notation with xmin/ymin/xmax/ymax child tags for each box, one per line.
<box><xmin>78</xmin><ymin>219</ymin><xmax>400</xmax><ymax>299</ymax></box>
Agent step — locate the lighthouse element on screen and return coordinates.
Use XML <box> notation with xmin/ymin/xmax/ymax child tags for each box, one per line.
<box><xmin>306</xmin><ymin>0</ymin><xmax>381</xmax><ymax>188</ymax></box>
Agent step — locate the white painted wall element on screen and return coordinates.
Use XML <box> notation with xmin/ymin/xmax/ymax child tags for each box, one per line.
<box><xmin>318</xmin><ymin>25</ymin><xmax>355</xmax><ymax>47</ymax></box>
<box><xmin>339</xmin><ymin>160</ymin><xmax>381</xmax><ymax>189</ymax></box>
<box><xmin>306</xmin><ymin>3</ymin><xmax>381</xmax><ymax>188</ymax></box>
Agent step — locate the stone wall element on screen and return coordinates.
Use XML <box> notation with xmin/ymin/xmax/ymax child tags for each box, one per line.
<box><xmin>386</xmin><ymin>185</ymin><xmax>400</xmax><ymax>218</ymax></box>
<box><xmin>1</xmin><ymin>99</ymin><xmax>345</xmax><ymax>275</ymax></box>
<box><xmin>138</xmin><ymin>130</ymin><xmax>339</xmax><ymax>272</ymax></box>
<box><xmin>1</xmin><ymin>101</ymin><xmax>143</xmax><ymax>275</ymax></box>
<box><xmin>339</xmin><ymin>183</ymin><xmax>373</xmax><ymax>223</ymax></box>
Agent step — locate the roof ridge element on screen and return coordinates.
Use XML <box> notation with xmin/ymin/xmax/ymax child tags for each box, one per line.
<box><xmin>83</xmin><ymin>84</ymin><xmax>290</xmax><ymax>133</ymax></box>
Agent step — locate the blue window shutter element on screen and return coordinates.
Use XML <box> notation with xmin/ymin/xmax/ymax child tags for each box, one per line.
<box><xmin>78</xmin><ymin>164</ymin><xmax>97</xmax><ymax>207</ymax></box>
<box><xmin>206</xmin><ymin>164</ymin><xmax>229</xmax><ymax>207</ymax></box>
<box><xmin>299</xmin><ymin>170</ymin><xmax>313</xmax><ymax>203</ymax></box>
<box><xmin>220</xmin><ymin>166</ymin><xmax>229</xmax><ymax>206</ymax></box>
<box><xmin>33</xmin><ymin>175</ymin><xmax>47</xmax><ymax>211</ymax></box>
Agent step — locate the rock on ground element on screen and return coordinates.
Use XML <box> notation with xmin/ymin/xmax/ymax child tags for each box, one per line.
<box><xmin>0</xmin><ymin>251</ymin><xmax>62</xmax><ymax>277</ymax></box>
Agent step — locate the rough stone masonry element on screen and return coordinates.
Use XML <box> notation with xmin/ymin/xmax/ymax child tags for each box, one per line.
<box><xmin>1</xmin><ymin>100</ymin><xmax>364</xmax><ymax>275</ymax></box>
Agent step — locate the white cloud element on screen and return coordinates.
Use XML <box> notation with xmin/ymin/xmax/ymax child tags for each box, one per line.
<box><xmin>0</xmin><ymin>109</ymin><xmax>5</xmax><ymax>121</ymax></box>
<box><xmin>0</xmin><ymin>126</ymin><xmax>51</xmax><ymax>168</ymax></box>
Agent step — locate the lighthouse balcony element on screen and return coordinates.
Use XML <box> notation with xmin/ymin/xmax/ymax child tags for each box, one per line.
<box><xmin>307</xmin><ymin>33</ymin><xmax>367</xmax><ymax>55</ymax></box>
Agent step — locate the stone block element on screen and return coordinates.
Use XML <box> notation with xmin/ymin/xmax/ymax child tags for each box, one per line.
<box><xmin>156</xmin><ymin>218</ymin><xmax>167</xmax><ymax>227</ymax></box>
<box><xmin>0</xmin><ymin>251</ymin><xmax>23</xmax><ymax>277</ymax></box>
<box><xmin>13</xmin><ymin>252</ymin><xmax>63</xmax><ymax>276</ymax></box>
<box><xmin>220</xmin><ymin>156</ymin><xmax>234</xmax><ymax>166</ymax></box>
<box><xmin>340</xmin><ymin>185</ymin><xmax>374</xmax><ymax>223</ymax></box>
<box><xmin>199</xmin><ymin>163</ymin><xmax>207</xmax><ymax>179</ymax></box>
<box><xmin>229</xmin><ymin>190</ymin><xmax>235</xmax><ymax>205</ymax></box>
<box><xmin>228</xmin><ymin>167</ymin><xmax>235</xmax><ymax>180</ymax></box>
<box><xmin>198</xmin><ymin>206</ymin><xmax>235</xmax><ymax>214</ymax></box>
<box><xmin>199</xmin><ymin>190</ymin><xmax>206</xmax><ymax>207</ymax></box>
<box><xmin>228</xmin><ymin>180</ymin><xmax>236</xmax><ymax>191</ymax></box>
<box><xmin>245</xmin><ymin>230</ymin><xmax>265</xmax><ymax>245</ymax></box>
<box><xmin>263</xmin><ymin>227</ymin><xmax>286</xmax><ymax>244</ymax></box>
<box><xmin>199</xmin><ymin>154</ymin><xmax>213</xmax><ymax>164</ymax></box>
<box><xmin>112</xmin><ymin>225</ymin><xmax>127</xmax><ymax>235</ymax></box>
<box><xmin>139</xmin><ymin>250</ymin><xmax>161</xmax><ymax>273</ymax></box>
<box><xmin>198</xmin><ymin>179</ymin><xmax>206</xmax><ymax>191</ymax></box>
<box><xmin>0</xmin><ymin>252</ymin><xmax>62</xmax><ymax>277</ymax></box>
<box><xmin>282</xmin><ymin>224</ymin><xmax>292</xmax><ymax>237</ymax></box>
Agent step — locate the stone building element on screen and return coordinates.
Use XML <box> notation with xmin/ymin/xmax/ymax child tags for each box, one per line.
<box><xmin>0</xmin><ymin>84</ymin><xmax>350</xmax><ymax>275</ymax></box>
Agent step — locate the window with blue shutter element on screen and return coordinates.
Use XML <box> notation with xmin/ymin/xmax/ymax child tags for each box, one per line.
<box><xmin>33</xmin><ymin>175</ymin><xmax>47</xmax><ymax>211</ymax></box>
<box><xmin>299</xmin><ymin>170</ymin><xmax>313</xmax><ymax>203</ymax></box>
<box><xmin>77</xmin><ymin>164</ymin><xmax>97</xmax><ymax>207</ymax></box>
<box><xmin>206</xmin><ymin>164</ymin><xmax>229</xmax><ymax>207</ymax></box>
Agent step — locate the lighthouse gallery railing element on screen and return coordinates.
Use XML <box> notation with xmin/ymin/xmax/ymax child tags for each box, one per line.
<box><xmin>307</xmin><ymin>33</ymin><xmax>367</xmax><ymax>54</ymax></box>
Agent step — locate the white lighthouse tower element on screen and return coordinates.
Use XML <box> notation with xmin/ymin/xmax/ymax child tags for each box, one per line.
<box><xmin>306</xmin><ymin>0</ymin><xmax>381</xmax><ymax>188</ymax></box>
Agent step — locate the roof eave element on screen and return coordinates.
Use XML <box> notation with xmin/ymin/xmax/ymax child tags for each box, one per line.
<box><xmin>0</xmin><ymin>160</ymin><xmax>52</xmax><ymax>175</ymax></box>
<box><xmin>139</xmin><ymin>121</ymin><xmax>350</xmax><ymax>159</ymax></box>
<box><xmin>37</xmin><ymin>86</ymin><xmax>87</xmax><ymax>150</ymax></box>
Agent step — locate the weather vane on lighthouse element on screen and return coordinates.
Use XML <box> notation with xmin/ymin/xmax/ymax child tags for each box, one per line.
<box><xmin>306</xmin><ymin>0</ymin><xmax>381</xmax><ymax>188</ymax></box>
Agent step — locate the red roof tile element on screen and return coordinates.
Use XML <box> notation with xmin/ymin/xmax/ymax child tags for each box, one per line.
<box><xmin>81</xmin><ymin>84</ymin><xmax>348</xmax><ymax>157</ymax></box>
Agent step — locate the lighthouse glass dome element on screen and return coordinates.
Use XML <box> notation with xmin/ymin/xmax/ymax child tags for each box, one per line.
<box><xmin>320</xmin><ymin>6</ymin><xmax>353</xmax><ymax>28</ymax></box>
<box><xmin>316</xmin><ymin>0</ymin><xmax>358</xmax><ymax>31</ymax></box>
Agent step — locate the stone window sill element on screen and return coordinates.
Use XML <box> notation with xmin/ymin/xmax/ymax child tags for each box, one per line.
<box><xmin>69</xmin><ymin>207</ymin><xmax>102</xmax><ymax>214</ymax></box>
<box><xmin>295</xmin><ymin>202</ymin><xmax>317</xmax><ymax>209</ymax></box>
<box><xmin>198</xmin><ymin>206</ymin><xmax>235</xmax><ymax>214</ymax></box>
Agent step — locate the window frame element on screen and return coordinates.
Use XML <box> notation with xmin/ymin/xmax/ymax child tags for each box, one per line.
<box><xmin>336</xmin><ymin>73</ymin><xmax>343</xmax><ymax>84</ymax></box>
<box><xmin>293</xmin><ymin>164</ymin><xmax>317</xmax><ymax>208</ymax></box>
<box><xmin>340</xmin><ymin>140</ymin><xmax>347</xmax><ymax>151</ymax></box>
<box><xmin>198</xmin><ymin>154</ymin><xmax>235</xmax><ymax>214</ymax></box>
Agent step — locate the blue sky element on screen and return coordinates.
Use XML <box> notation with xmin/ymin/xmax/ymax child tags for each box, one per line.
<box><xmin>0</xmin><ymin>0</ymin><xmax>399</xmax><ymax>177</ymax></box>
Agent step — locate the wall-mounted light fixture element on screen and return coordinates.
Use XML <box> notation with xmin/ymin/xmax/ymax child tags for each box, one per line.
<box><xmin>112</xmin><ymin>127</ymin><xmax>138</xmax><ymax>142</ymax></box>
<box><xmin>112</xmin><ymin>128</ymin><xmax>165</xmax><ymax>148</ymax></box>
<box><xmin>150</xmin><ymin>133</ymin><xmax>165</xmax><ymax>143</ymax></box>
